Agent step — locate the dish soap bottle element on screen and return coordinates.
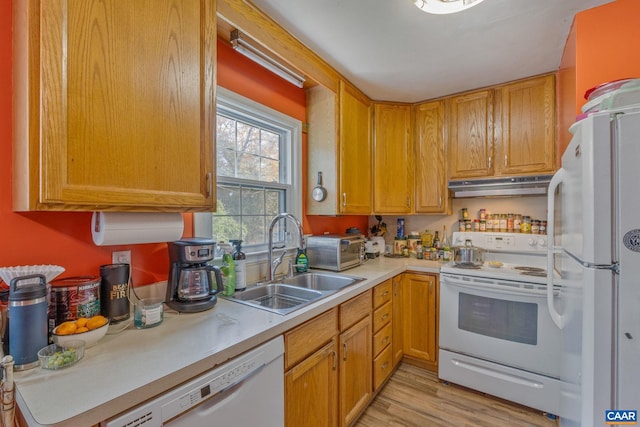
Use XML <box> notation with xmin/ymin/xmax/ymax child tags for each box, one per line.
<box><xmin>295</xmin><ymin>247</ymin><xmax>309</xmax><ymax>273</ymax></box>
<box><xmin>219</xmin><ymin>242</ymin><xmax>236</xmax><ymax>296</ymax></box>
<box><xmin>230</xmin><ymin>240</ymin><xmax>246</xmax><ymax>291</ymax></box>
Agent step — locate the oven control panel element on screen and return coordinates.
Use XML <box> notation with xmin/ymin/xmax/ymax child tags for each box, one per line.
<box><xmin>453</xmin><ymin>232</ymin><xmax>548</xmax><ymax>253</ymax></box>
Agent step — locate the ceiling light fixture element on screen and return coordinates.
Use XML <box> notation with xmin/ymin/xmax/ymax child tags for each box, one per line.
<box><xmin>414</xmin><ymin>0</ymin><xmax>486</xmax><ymax>14</ymax></box>
<box><xmin>230</xmin><ymin>30</ymin><xmax>306</xmax><ymax>88</ymax></box>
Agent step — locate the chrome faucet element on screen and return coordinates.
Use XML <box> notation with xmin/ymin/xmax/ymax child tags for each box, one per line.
<box><xmin>267</xmin><ymin>213</ymin><xmax>304</xmax><ymax>282</ymax></box>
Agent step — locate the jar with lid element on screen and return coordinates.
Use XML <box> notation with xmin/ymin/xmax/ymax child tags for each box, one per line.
<box><xmin>513</xmin><ymin>214</ymin><xmax>522</xmax><ymax>233</ymax></box>
<box><xmin>407</xmin><ymin>233</ymin><xmax>421</xmax><ymax>258</ymax></box>
<box><xmin>521</xmin><ymin>216</ymin><xmax>532</xmax><ymax>233</ymax></box>
<box><xmin>486</xmin><ymin>214</ymin><xmax>494</xmax><ymax>231</ymax></box>
<box><xmin>507</xmin><ymin>213</ymin><xmax>514</xmax><ymax>233</ymax></box>
<box><xmin>464</xmin><ymin>219</ymin><xmax>472</xmax><ymax>231</ymax></box>
<box><xmin>531</xmin><ymin>219</ymin><xmax>541</xmax><ymax>234</ymax></box>
<box><xmin>540</xmin><ymin>220</ymin><xmax>547</xmax><ymax>235</ymax></box>
<box><xmin>458</xmin><ymin>220</ymin><xmax>466</xmax><ymax>232</ymax></box>
<box><xmin>473</xmin><ymin>219</ymin><xmax>480</xmax><ymax>231</ymax></box>
<box><xmin>499</xmin><ymin>214</ymin><xmax>508</xmax><ymax>232</ymax></box>
<box><xmin>393</xmin><ymin>237</ymin><xmax>407</xmax><ymax>255</ymax></box>
<box><xmin>461</xmin><ymin>208</ymin><xmax>469</xmax><ymax>219</ymax></box>
<box><xmin>479</xmin><ymin>209</ymin><xmax>487</xmax><ymax>220</ymax></box>
<box><xmin>416</xmin><ymin>242</ymin><xmax>424</xmax><ymax>259</ymax></box>
<box><xmin>479</xmin><ymin>219</ymin><xmax>486</xmax><ymax>232</ymax></box>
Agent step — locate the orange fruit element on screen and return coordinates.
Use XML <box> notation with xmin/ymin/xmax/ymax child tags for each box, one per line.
<box><xmin>87</xmin><ymin>315</ymin><xmax>108</xmax><ymax>330</ymax></box>
<box><xmin>75</xmin><ymin>326</ymin><xmax>89</xmax><ymax>333</ymax></box>
<box><xmin>56</xmin><ymin>321</ymin><xmax>77</xmax><ymax>335</ymax></box>
<box><xmin>76</xmin><ymin>317</ymin><xmax>88</xmax><ymax>328</ymax></box>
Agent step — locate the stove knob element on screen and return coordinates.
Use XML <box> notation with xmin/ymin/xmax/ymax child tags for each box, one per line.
<box><xmin>537</xmin><ymin>237</ymin><xmax>547</xmax><ymax>248</ymax></box>
<box><xmin>527</xmin><ymin>238</ymin><xmax>537</xmax><ymax>247</ymax></box>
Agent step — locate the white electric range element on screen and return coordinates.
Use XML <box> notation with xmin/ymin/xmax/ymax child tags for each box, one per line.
<box><xmin>439</xmin><ymin>231</ymin><xmax>562</xmax><ymax>418</ymax></box>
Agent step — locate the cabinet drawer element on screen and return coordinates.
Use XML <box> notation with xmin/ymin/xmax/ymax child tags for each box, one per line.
<box><xmin>285</xmin><ymin>308</ymin><xmax>338</xmax><ymax>370</ymax></box>
<box><xmin>373</xmin><ymin>322</ymin><xmax>392</xmax><ymax>356</ymax></box>
<box><xmin>340</xmin><ymin>289</ymin><xmax>372</xmax><ymax>331</ymax></box>
<box><xmin>373</xmin><ymin>301</ymin><xmax>392</xmax><ymax>333</ymax></box>
<box><xmin>373</xmin><ymin>344</ymin><xmax>394</xmax><ymax>391</ymax></box>
<box><xmin>373</xmin><ymin>279</ymin><xmax>392</xmax><ymax>308</ymax></box>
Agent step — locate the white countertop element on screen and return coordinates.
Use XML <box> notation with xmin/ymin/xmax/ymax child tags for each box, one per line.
<box><xmin>15</xmin><ymin>256</ymin><xmax>441</xmax><ymax>426</ymax></box>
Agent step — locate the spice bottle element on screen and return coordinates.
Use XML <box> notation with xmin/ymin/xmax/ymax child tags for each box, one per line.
<box><xmin>230</xmin><ymin>240</ymin><xmax>246</xmax><ymax>291</ymax></box>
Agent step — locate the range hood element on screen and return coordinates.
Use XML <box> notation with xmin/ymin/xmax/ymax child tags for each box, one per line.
<box><xmin>448</xmin><ymin>175</ymin><xmax>554</xmax><ymax>198</ymax></box>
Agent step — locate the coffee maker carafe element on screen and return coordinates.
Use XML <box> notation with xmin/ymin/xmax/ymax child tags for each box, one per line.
<box><xmin>166</xmin><ymin>238</ymin><xmax>223</xmax><ymax>313</ymax></box>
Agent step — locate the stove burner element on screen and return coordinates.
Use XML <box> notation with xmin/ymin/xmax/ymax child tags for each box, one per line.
<box><xmin>453</xmin><ymin>263</ymin><xmax>482</xmax><ymax>270</ymax></box>
<box><xmin>521</xmin><ymin>271</ymin><xmax>548</xmax><ymax>278</ymax></box>
<box><xmin>513</xmin><ymin>266</ymin><xmax>546</xmax><ymax>272</ymax></box>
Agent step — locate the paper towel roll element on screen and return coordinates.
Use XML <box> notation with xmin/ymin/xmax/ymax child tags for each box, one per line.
<box><xmin>91</xmin><ymin>212</ymin><xmax>184</xmax><ymax>246</ymax></box>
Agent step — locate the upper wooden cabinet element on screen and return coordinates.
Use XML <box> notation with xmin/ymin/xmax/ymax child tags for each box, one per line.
<box><xmin>447</xmin><ymin>89</ymin><xmax>494</xmax><ymax>179</ymax></box>
<box><xmin>414</xmin><ymin>100</ymin><xmax>449</xmax><ymax>214</ymax></box>
<box><xmin>13</xmin><ymin>0</ymin><xmax>216</xmax><ymax>212</ymax></box>
<box><xmin>494</xmin><ymin>74</ymin><xmax>556</xmax><ymax>176</ymax></box>
<box><xmin>373</xmin><ymin>103</ymin><xmax>413</xmax><ymax>214</ymax></box>
<box><xmin>307</xmin><ymin>81</ymin><xmax>372</xmax><ymax>215</ymax></box>
<box><xmin>447</xmin><ymin>74</ymin><xmax>556</xmax><ymax>181</ymax></box>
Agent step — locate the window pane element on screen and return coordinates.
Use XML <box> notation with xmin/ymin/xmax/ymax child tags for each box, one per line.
<box><xmin>237</xmin><ymin>153</ymin><xmax>261</xmax><ymax>180</ymax></box>
<box><xmin>241</xmin><ymin>188</ymin><xmax>265</xmax><ymax>215</ymax></box>
<box><xmin>242</xmin><ymin>216</ymin><xmax>266</xmax><ymax>245</ymax></box>
<box><xmin>212</xmin><ymin>215</ymin><xmax>245</xmax><ymax>244</ymax></box>
<box><xmin>261</xmin><ymin>157</ymin><xmax>279</xmax><ymax>183</ymax></box>
<box><xmin>266</xmin><ymin>191</ymin><xmax>281</xmax><ymax>217</ymax></box>
<box><xmin>217</xmin><ymin>185</ymin><xmax>241</xmax><ymax>215</ymax></box>
<box><xmin>237</xmin><ymin>122</ymin><xmax>261</xmax><ymax>156</ymax></box>
<box><xmin>261</xmin><ymin>130</ymin><xmax>280</xmax><ymax>160</ymax></box>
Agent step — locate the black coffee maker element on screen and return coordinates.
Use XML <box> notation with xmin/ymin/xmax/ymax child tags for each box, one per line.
<box><xmin>166</xmin><ymin>238</ymin><xmax>223</xmax><ymax>313</ymax></box>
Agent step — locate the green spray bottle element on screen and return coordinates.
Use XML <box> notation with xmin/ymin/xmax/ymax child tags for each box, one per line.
<box><xmin>219</xmin><ymin>242</ymin><xmax>236</xmax><ymax>296</ymax></box>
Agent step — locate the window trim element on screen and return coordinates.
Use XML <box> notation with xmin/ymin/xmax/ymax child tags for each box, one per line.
<box><xmin>194</xmin><ymin>87</ymin><xmax>303</xmax><ymax>256</ymax></box>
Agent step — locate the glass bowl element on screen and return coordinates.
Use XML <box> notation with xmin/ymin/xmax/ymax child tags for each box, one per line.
<box><xmin>38</xmin><ymin>341</ymin><xmax>85</xmax><ymax>370</ymax></box>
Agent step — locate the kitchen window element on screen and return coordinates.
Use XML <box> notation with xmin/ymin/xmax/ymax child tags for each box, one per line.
<box><xmin>194</xmin><ymin>87</ymin><xmax>302</xmax><ymax>253</ymax></box>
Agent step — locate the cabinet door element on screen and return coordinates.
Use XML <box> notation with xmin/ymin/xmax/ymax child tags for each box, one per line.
<box><xmin>414</xmin><ymin>100</ymin><xmax>448</xmax><ymax>213</ymax></box>
<box><xmin>339</xmin><ymin>81</ymin><xmax>372</xmax><ymax>214</ymax></box>
<box><xmin>285</xmin><ymin>340</ymin><xmax>339</xmax><ymax>427</ymax></box>
<box><xmin>373</xmin><ymin>103</ymin><xmax>412</xmax><ymax>213</ymax></box>
<box><xmin>339</xmin><ymin>315</ymin><xmax>372</xmax><ymax>427</ymax></box>
<box><xmin>391</xmin><ymin>274</ymin><xmax>404</xmax><ymax>366</ymax></box>
<box><xmin>494</xmin><ymin>74</ymin><xmax>556</xmax><ymax>176</ymax></box>
<box><xmin>402</xmin><ymin>273</ymin><xmax>439</xmax><ymax>372</ymax></box>
<box><xmin>448</xmin><ymin>90</ymin><xmax>494</xmax><ymax>179</ymax></box>
<box><xmin>14</xmin><ymin>0</ymin><xmax>215</xmax><ymax>211</ymax></box>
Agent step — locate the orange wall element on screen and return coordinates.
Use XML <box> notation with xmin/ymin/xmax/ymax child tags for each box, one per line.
<box><xmin>0</xmin><ymin>0</ymin><xmax>367</xmax><ymax>286</ymax></box>
<box><xmin>558</xmin><ymin>0</ymin><xmax>640</xmax><ymax>156</ymax></box>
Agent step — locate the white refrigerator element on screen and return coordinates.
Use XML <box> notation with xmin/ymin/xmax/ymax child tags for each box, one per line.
<box><xmin>547</xmin><ymin>105</ymin><xmax>640</xmax><ymax>426</ymax></box>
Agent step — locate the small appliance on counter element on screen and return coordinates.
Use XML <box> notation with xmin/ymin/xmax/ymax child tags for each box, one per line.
<box><xmin>306</xmin><ymin>234</ymin><xmax>365</xmax><ymax>271</ymax></box>
<box><xmin>365</xmin><ymin>236</ymin><xmax>385</xmax><ymax>258</ymax></box>
<box><xmin>165</xmin><ymin>238</ymin><xmax>223</xmax><ymax>313</ymax></box>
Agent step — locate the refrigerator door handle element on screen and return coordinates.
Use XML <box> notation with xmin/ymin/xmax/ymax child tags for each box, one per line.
<box><xmin>547</xmin><ymin>168</ymin><xmax>566</xmax><ymax>329</ymax></box>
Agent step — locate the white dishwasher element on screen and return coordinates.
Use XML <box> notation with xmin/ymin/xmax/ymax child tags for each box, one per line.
<box><xmin>103</xmin><ymin>336</ymin><xmax>284</xmax><ymax>427</ymax></box>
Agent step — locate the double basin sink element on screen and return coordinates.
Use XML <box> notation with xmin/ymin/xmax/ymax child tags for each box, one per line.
<box><xmin>224</xmin><ymin>271</ymin><xmax>365</xmax><ymax>315</ymax></box>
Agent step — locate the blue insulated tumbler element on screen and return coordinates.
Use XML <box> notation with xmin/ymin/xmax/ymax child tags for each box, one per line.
<box><xmin>9</xmin><ymin>274</ymin><xmax>48</xmax><ymax>370</ymax></box>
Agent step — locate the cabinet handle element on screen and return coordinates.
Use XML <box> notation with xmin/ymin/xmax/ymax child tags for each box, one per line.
<box><xmin>504</xmin><ymin>154</ymin><xmax>508</xmax><ymax>167</ymax></box>
<box><xmin>342</xmin><ymin>193</ymin><xmax>347</xmax><ymax>207</ymax></box>
<box><xmin>205</xmin><ymin>173</ymin><xmax>212</xmax><ymax>197</ymax></box>
<box><xmin>343</xmin><ymin>343</ymin><xmax>348</xmax><ymax>361</ymax></box>
<box><xmin>407</xmin><ymin>197</ymin><xmax>410</xmax><ymax>208</ymax></box>
<box><xmin>439</xmin><ymin>196</ymin><xmax>442</xmax><ymax>208</ymax></box>
<box><xmin>382</xmin><ymin>290</ymin><xmax>389</xmax><ymax>297</ymax></box>
<box><xmin>382</xmin><ymin>336</ymin><xmax>390</xmax><ymax>345</ymax></box>
<box><xmin>332</xmin><ymin>350</ymin><xmax>337</xmax><ymax>370</ymax></box>
<box><xmin>382</xmin><ymin>313</ymin><xmax>389</xmax><ymax>321</ymax></box>
<box><xmin>381</xmin><ymin>361</ymin><xmax>389</xmax><ymax>371</ymax></box>
<box><xmin>488</xmin><ymin>156</ymin><xmax>492</xmax><ymax>170</ymax></box>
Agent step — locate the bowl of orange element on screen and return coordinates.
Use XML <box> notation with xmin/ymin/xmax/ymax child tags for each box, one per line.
<box><xmin>52</xmin><ymin>315</ymin><xmax>109</xmax><ymax>348</ymax></box>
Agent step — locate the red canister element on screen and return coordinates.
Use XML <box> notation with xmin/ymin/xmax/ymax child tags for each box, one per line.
<box><xmin>48</xmin><ymin>276</ymin><xmax>101</xmax><ymax>334</ymax></box>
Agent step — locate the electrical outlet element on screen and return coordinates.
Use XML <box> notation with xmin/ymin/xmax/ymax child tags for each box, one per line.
<box><xmin>112</xmin><ymin>250</ymin><xmax>131</xmax><ymax>265</ymax></box>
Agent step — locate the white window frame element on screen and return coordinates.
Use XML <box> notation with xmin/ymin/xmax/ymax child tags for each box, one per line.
<box><xmin>194</xmin><ymin>87</ymin><xmax>303</xmax><ymax>257</ymax></box>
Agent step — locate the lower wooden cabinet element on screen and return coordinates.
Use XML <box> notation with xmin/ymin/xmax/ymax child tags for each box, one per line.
<box><xmin>391</xmin><ymin>275</ymin><xmax>404</xmax><ymax>366</ymax></box>
<box><xmin>402</xmin><ymin>272</ymin><xmax>439</xmax><ymax>372</ymax></box>
<box><xmin>339</xmin><ymin>315</ymin><xmax>372</xmax><ymax>427</ymax></box>
<box><xmin>285</xmin><ymin>339</ymin><xmax>338</xmax><ymax>427</ymax></box>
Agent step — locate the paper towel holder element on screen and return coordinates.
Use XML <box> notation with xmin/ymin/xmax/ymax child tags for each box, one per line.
<box><xmin>91</xmin><ymin>212</ymin><xmax>185</xmax><ymax>246</ymax></box>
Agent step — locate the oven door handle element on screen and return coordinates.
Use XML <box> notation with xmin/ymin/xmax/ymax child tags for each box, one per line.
<box><xmin>546</xmin><ymin>168</ymin><xmax>565</xmax><ymax>330</ymax></box>
<box><xmin>441</xmin><ymin>275</ymin><xmax>554</xmax><ymax>298</ymax></box>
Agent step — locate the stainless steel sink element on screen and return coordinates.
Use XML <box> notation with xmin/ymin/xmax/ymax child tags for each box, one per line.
<box><xmin>223</xmin><ymin>272</ymin><xmax>365</xmax><ymax>315</ymax></box>
<box><xmin>225</xmin><ymin>283</ymin><xmax>324</xmax><ymax>315</ymax></box>
<box><xmin>282</xmin><ymin>272</ymin><xmax>364</xmax><ymax>291</ymax></box>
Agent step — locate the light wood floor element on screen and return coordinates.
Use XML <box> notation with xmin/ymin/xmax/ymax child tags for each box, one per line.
<box><xmin>355</xmin><ymin>363</ymin><xmax>559</xmax><ymax>427</ymax></box>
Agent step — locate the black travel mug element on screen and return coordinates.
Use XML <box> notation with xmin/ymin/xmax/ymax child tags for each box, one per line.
<box><xmin>100</xmin><ymin>264</ymin><xmax>130</xmax><ymax>324</ymax></box>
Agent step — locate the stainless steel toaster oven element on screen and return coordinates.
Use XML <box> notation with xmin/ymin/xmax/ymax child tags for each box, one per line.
<box><xmin>305</xmin><ymin>234</ymin><xmax>365</xmax><ymax>271</ymax></box>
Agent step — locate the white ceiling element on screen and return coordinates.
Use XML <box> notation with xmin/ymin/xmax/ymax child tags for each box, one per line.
<box><xmin>250</xmin><ymin>0</ymin><xmax>614</xmax><ymax>102</ymax></box>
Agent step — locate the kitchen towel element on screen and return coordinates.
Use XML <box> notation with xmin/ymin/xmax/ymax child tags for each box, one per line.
<box><xmin>91</xmin><ymin>212</ymin><xmax>184</xmax><ymax>246</ymax></box>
